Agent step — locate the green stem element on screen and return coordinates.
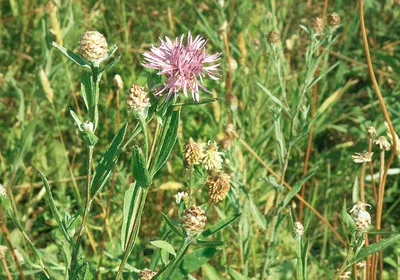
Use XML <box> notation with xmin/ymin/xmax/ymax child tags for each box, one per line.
<box><xmin>139</xmin><ymin>117</ymin><xmax>149</xmax><ymax>160</ymax></box>
<box><xmin>188</xmin><ymin>166</ymin><xmax>193</xmax><ymax>207</ymax></box>
<box><xmin>70</xmin><ymin>146</ymin><xmax>93</xmax><ymax>277</ymax></box>
<box><xmin>148</xmin><ymin>121</ymin><xmax>161</xmax><ymax>168</ymax></box>
<box><xmin>115</xmin><ymin>187</ymin><xmax>149</xmax><ymax>280</ymax></box>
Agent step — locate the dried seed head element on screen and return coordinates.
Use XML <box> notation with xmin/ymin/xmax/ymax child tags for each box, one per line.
<box><xmin>0</xmin><ymin>184</ymin><xmax>6</xmax><ymax>197</ymax></box>
<box><xmin>126</xmin><ymin>84</ymin><xmax>150</xmax><ymax>112</ymax></box>
<box><xmin>352</xmin><ymin>151</ymin><xmax>373</xmax><ymax>163</ymax></box>
<box><xmin>207</xmin><ymin>172</ymin><xmax>231</xmax><ymax>203</ymax></box>
<box><xmin>184</xmin><ymin>138</ymin><xmax>205</xmax><ymax>167</ymax></box>
<box><xmin>328</xmin><ymin>12</ymin><xmax>341</xmax><ymax>27</ymax></box>
<box><xmin>180</xmin><ymin>205</ymin><xmax>207</xmax><ymax>235</ymax></box>
<box><xmin>175</xmin><ymin>191</ymin><xmax>189</xmax><ymax>205</ymax></box>
<box><xmin>203</xmin><ymin>141</ymin><xmax>224</xmax><ymax>171</ymax></box>
<box><xmin>367</xmin><ymin>126</ymin><xmax>377</xmax><ymax>138</ymax></box>
<box><xmin>294</xmin><ymin>221</ymin><xmax>304</xmax><ymax>237</ymax></box>
<box><xmin>138</xmin><ymin>268</ymin><xmax>157</xmax><ymax>280</ymax></box>
<box><xmin>81</xmin><ymin>121</ymin><xmax>94</xmax><ymax>132</ymax></box>
<box><xmin>78</xmin><ymin>31</ymin><xmax>108</xmax><ymax>62</ymax></box>
<box><xmin>311</xmin><ymin>17</ymin><xmax>324</xmax><ymax>33</ymax></box>
<box><xmin>0</xmin><ymin>245</ymin><xmax>7</xmax><ymax>259</ymax></box>
<box><xmin>374</xmin><ymin>136</ymin><xmax>391</xmax><ymax>151</ymax></box>
<box><xmin>350</xmin><ymin>201</ymin><xmax>371</xmax><ymax>231</ymax></box>
<box><xmin>267</xmin><ymin>31</ymin><xmax>281</xmax><ymax>45</ymax></box>
<box><xmin>114</xmin><ymin>74</ymin><xmax>124</xmax><ymax>89</ymax></box>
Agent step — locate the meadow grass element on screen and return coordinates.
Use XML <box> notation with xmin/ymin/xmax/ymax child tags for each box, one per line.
<box><xmin>1</xmin><ymin>0</ymin><xmax>400</xmax><ymax>279</ymax></box>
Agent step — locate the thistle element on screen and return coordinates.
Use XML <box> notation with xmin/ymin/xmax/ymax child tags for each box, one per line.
<box><xmin>207</xmin><ymin>171</ymin><xmax>231</xmax><ymax>203</ymax></box>
<box><xmin>143</xmin><ymin>32</ymin><xmax>221</xmax><ymax>101</ymax></box>
<box><xmin>78</xmin><ymin>31</ymin><xmax>108</xmax><ymax>63</ymax></box>
<box><xmin>180</xmin><ymin>206</ymin><xmax>207</xmax><ymax>236</ymax></box>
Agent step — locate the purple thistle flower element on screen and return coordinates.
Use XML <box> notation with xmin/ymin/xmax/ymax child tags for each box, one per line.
<box><xmin>143</xmin><ymin>32</ymin><xmax>221</xmax><ymax>102</ymax></box>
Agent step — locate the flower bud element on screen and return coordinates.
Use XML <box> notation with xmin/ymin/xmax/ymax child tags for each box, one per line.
<box><xmin>113</xmin><ymin>74</ymin><xmax>124</xmax><ymax>89</ymax></box>
<box><xmin>207</xmin><ymin>171</ymin><xmax>231</xmax><ymax>203</ymax></box>
<box><xmin>311</xmin><ymin>17</ymin><xmax>324</xmax><ymax>33</ymax></box>
<box><xmin>78</xmin><ymin>31</ymin><xmax>108</xmax><ymax>63</ymax></box>
<box><xmin>328</xmin><ymin>12</ymin><xmax>340</xmax><ymax>27</ymax></box>
<box><xmin>81</xmin><ymin>121</ymin><xmax>94</xmax><ymax>132</ymax></box>
<box><xmin>180</xmin><ymin>206</ymin><xmax>207</xmax><ymax>236</ymax></box>
<box><xmin>267</xmin><ymin>31</ymin><xmax>281</xmax><ymax>45</ymax></box>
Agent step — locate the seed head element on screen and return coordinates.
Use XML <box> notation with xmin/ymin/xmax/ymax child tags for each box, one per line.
<box><xmin>294</xmin><ymin>221</ymin><xmax>304</xmax><ymax>237</ymax></box>
<box><xmin>311</xmin><ymin>17</ymin><xmax>324</xmax><ymax>33</ymax></box>
<box><xmin>367</xmin><ymin>126</ymin><xmax>377</xmax><ymax>138</ymax></box>
<box><xmin>203</xmin><ymin>141</ymin><xmax>224</xmax><ymax>171</ymax></box>
<box><xmin>267</xmin><ymin>31</ymin><xmax>281</xmax><ymax>45</ymax></box>
<box><xmin>350</xmin><ymin>201</ymin><xmax>371</xmax><ymax>231</ymax></box>
<box><xmin>126</xmin><ymin>84</ymin><xmax>150</xmax><ymax>113</ymax></box>
<box><xmin>184</xmin><ymin>138</ymin><xmax>205</xmax><ymax>167</ymax></box>
<box><xmin>138</xmin><ymin>268</ymin><xmax>157</xmax><ymax>280</ymax></box>
<box><xmin>352</xmin><ymin>151</ymin><xmax>373</xmax><ymax>163</ymax></box>
<box><xmin>0</xmin><ymin>245</ymin><xmax>7</xmax><ymax>259</ymax></box>
<box><xmin>0</xmin><ymin>184</ymin><xmax>6</xmax><ymax>197</ymax></box>
<box><xmin>374</xmin><ymin>136</ymin><xmax>391</xmax><ymax>151</ymax></box>
<box><xmin>207</xmin><ymin>172</ymin><xmax>231</xmax><ymax>203</ymax></box>
<box><xmin>78</xmin><ymin>31</ymin><xmax>108</xmax><ymax>63</ymax></box>
<box><xmin>180</xmin><ymin>205</ymin><xmax>207</xmax><ymax>235</ymax></box>
<box><xmin>114</xmin><ymin>74</ymin><xmax>124</xmax><ymax>89</ymax></box>
<box><xmin>328</xmin><ymin>12</ymin><xmax>341</xmax><ymax>27</ymax></box>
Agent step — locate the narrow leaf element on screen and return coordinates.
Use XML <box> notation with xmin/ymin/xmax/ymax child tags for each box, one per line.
<box><xmin>131</xmin><ymin>146</ymin><xmax>152</xmax><ymax>187</ymax></box>
<box><xmin>52</xmin><ymin>42</ymin><xmax>90</xmax><ymax>69</ymax></box>
<box><xmin>150</xmin><ymin>240</ymin><xmax>176</xmax><ymax>257</ymax></box>
<box><xmin>201</xmin><ymin>213</ymin><xmax>241</xmax><ymax>237</ymax></box>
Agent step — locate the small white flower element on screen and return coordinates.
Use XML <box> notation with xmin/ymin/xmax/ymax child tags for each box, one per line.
<box><xmin>175</xmin><ymin>192</ymin><xmax>188</xmax><ymax>204</ymax></box>
<box><xmin>203</xmin><ymin>141</ymin><xmax>224</xmax><ymax>171</ymax></box>
<box><xmin>294</xmin><ymin>221</ymin><xmax>304</xmax><ymax>237</ymax></box>
<box><xmin>81</xmin><ymin>121</ymin><xmax>94</xmax><ymax>132</ymax></box>
<box><xmin>0</xmin><ymin>184</ymin><xmax>6</xmax><ymax>197</ymax></box>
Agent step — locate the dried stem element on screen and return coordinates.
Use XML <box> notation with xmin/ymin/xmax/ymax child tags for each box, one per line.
<box><xmin>1</xmin><ymin>258</ymin><xmax>12</xmax><ymax>280</ymax></box>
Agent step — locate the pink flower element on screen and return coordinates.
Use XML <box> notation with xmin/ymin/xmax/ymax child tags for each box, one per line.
<box><xmin>143</xmin><ymin>32</ymin><xmax>220</xmax><ymax>101</ymax></box>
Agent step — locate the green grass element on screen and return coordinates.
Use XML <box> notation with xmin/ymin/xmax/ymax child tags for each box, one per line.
<box><xmin>1</xmin><ymin>0</ymin><xmax>400</xmax><ymax>279</ymax></box>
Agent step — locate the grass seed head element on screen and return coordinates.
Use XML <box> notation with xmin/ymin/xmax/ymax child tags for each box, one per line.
<box><xmin>78</xmin><ymin>31</ymin><xmax>108</xmax><ymax>63</ymax></box>
<box><xmin>207</xmin><ymin>171</ymin><xmax>231</xmax><ymax>203</ymax></box>
<box><xmin>180</xmin><ymin>205</ymin><xmax>207</xmax><ymax>235</ymax></box>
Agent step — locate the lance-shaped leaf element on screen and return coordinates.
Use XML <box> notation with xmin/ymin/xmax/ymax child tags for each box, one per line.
<box><xmin>90</xmin><ymin>123</ymin><xmax>127</xmax><ymax>198</ymax></box>
<box><xmin>39</xmin><ymin>171</ymin><xmax>72</xmax><ymax>245</ymax></box>
<box><xmin>131</xmin><ymin>146</ymin><xmax>152</xmax><ymax>187</ymax></box>
<box><xmin>200</xmin><ymin>213</ymin><xmax>241</xmax><ymax>237</ymax></box>
<box><xmin>150</xmin><ymin>240</ymin><xmax>176</xmax><ymax>257</ymax></box>
<box><xmin>52</xmin><ymin>42</ymin><xmax>91</xmax><ymax>69</ymax></box>
<box><xmin>341</xmin><ymin>199</ymin><xmax>356</xmax><ymax>231</ymax></box>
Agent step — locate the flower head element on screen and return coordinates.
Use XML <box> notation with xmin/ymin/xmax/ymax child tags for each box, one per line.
<box><xmin>350</xmin><ymin>201</ymin><xmax>371</xmax><ymax>231</ymax></box>
<box><xmin>267</xmin><ymin>31</ymin><xmax>281</xmax><ymax>45</ymax></box>
<box><xmin>352</xmin><ymin>151</ymin><xmax>373</xmax><ymax>163</ymax></box>
<box><xmin>374</xmin><ymin>136</ymin><xmax>391</xmax><ymax>151</ymax></box>
<box><xmin>126</xmin><ymin>84</ymin><xmax>150</xmax><ymax>113</ymax></box>
<box><xmin>207</xmin><ymin>171</ymin><xmax>231</xmax><ymax>203</ymax></box>
<box><xmin>311</xmin><ymin>17</ymin><xmax>324</xmax><ymax>33</ymax></box>
<box><xmin>175</xmin><ymin>191</ymin><xmax>189</xmax><ymax>205</ymax></box>
<box><xmin>143</xmin><ymin>32</ymin><xmax>221</xmax><ymax>101</ymax></box>
<box><xmin>0</xmin><ymin>245</ymin><xmax>7</xmax><ymax>259</ymax></box>
<box><xmin>138</xmin><ymin>268</ymin><xmax>157</xmax><ymax>280</ymax></box>
<box><xmin>294</xmin><ymin>221</ymin><xmax>304</xmax><ymax>237</ymax></box>
<box><xmin>183</xmin><ymin>138</ymin><xmax>205</xmax><ymax>167</ymax></box>
<box><xmin>203</xmin><ymin>141</ymin><xmax>223</xmax><ymax>171</ymax></box>
<box><xmin>180</xmin><ymin>206</ymin><xmax>207</xmax><ymax>236</ymax></box>
<box><xmin>328</xmin><ymin>12</ymin><xmax>341</xmax><ymax>27</ymax></box>
<box><xmin>78</xmin><ymin>31</ymin><xmax>108</xmax><ymax>63</ymax></box>
<box><xmin>367</xmin><ymin>126</ymin><xmax>377</xmax><ymax>138</ymax></box>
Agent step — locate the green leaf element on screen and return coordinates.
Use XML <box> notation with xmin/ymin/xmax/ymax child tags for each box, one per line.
<box><xmin>70</xmin><ymin>109</ymin><xmax>98</xmax><ymax>147</ymax></box>
<box><xmin>195</xmin><ymin>240</ymin><xmax>225</xmax><ymax>247</ymax></box>
<box><xmin>341</xmin><ymin>199</ymin><xmax>356</xmax><ymax>231</ymax></box>
<box><xmin>131</xmin><ymin>146</ymin><xmax>152</xmax><ymax>187</ymax></box>
<box><xmin>80</xmin><ymin>72</ymin><xmax>93</xmax><ymax>112</ymax></box>
<box><xmin>352</xmin><ymin>178</ymin><xmax>359</xmax><ymax>204</ymax></box>
<box><xmin>257</xmin><ymin>82</ymin><xmax>290</xmax><ymax>116</ymax></box>
<box><xmin>161</xmin><ymin>213</ymin><xmax>184</xmax><ymax>237</ymax></box>
<box><xmin>100</xmin><ymin>56</ymin><xmax>121</xmax><ymax>73</ymax></box>
<box><xmin>228</xmin><ymin>268</ymin><xmax>247</xmax><ymax>280</ymax></box>
<box><xmin>152</xmin><ymin>108</ymin><xmax>180</xmax><ymax>174</ymax></box>
<box><xmin>76</xmin><ymin>262</ymin><xmax>93</xmax><ymax>280</ymax></box>
<box><xmin>347</xmin><ymin>234</ymin><xmax>400</xmax><ymax>266</ymax></box>
<box><xmin>121</xmin><ymin>183</ymin><xmax>143</xmax><ymax>252</ymax></box>
<box><xmin>173</xmin><ymin>98</ymin><xmax>223</xmax><ymax>107</ymax></box>
<box><xmin>90</xmin><ymin>123</ymin><xmax>127</xmax><ymax>198</ymax></box>
<box><xmin>52</xmin><ymin>42</ymin><xmax>90</xmax><ymax>69</ymax></box>
<box><xmin>170</xmin><ymin>247</ymin><xmax>219</xmax><ymax>280</ymax></box>
<box><xmin>279</xmin><ymin>166</ymin><xmax>319</xmax><ymax>212</ymax></box>
<box><xmin>150</xmin><ymin>240</ymin><xmax>176</xmax><ymax>257</ymax></box>
<box><xmin>200</xmin><ymin>213</ymin><xmax>241</xmax><ymax>237</ymax></box>
<box><xmin>38</xmin><ymin>171</ymin><xmax>72</xmax><ymax>246</ymax></box>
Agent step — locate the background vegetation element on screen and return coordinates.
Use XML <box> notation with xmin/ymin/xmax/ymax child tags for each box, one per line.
<box><xmin>1</xmin><ymin>0</ymin><xmax>399</xmax><ymax>279</ymax></box>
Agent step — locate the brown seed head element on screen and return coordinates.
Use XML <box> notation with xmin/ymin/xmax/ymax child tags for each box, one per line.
<box><xmin>207</xmin><ymin>171</ymin><xmax>231</xmax><ymax>203</ymax></box>
<box><xmin>184</xmin><ymin>138</ymin><xmax>205</xmax><ymax>167</ymax></box>
<box><xmin>78</xmin><ymin>31</ymin><xmax>108</xmax><ymax>62</ymax></box>
<box><xmin>126</xmin><ymin>84</ymin><xmax>150</xmax><ymax>112</ymax></box>
<box><xmin>267</xmin><ymin>31</ymin><xmax>281</xmax><ymax>45</ymax></box>
<box><xmin>328</xmin><ymin>12</ymin><xmax>341</xmax><ymax>27</ymax></box>
<box><xmin>180</xmin><ymin>206</ymin><xmax>207</xmax><ymax>235</ymax></box>
<box><xmin>311</xmin><ymin>17</ymin><xmax>324</xmax><ymax>33</ymax></box>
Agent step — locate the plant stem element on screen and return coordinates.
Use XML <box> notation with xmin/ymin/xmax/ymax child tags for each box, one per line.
<box><xmin>155</xmin><ymin>239</ymin><xmax>191</xmax><ymax>279</ymax></box>
<box><xmin>360</xmin><ymin>162</ymin><xmax>366</xmax><ymax>204</ymax></box>
<box><xmin>70</xmin><ymin>146</ymin><xmax>93</xmax><ymax>277</ymax></box>
<box><xmin>188</xmin><ymin>166</ymin><xmax>193</xmax><ymax>207</ymax></box>
<box><xmin>148</xmin><ymin>121</ymin><xmax>161</xmax><ymax>168</ymax></box>
<box><xmin>1</xmin><ymin>257</ymin><xmax>12</xmax><ymax>280</ymax></box>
